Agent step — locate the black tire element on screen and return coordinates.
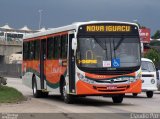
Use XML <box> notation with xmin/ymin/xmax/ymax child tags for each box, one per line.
<box><xmin>146</xmin><ymin>91</ymin><xmax>153</xmax><ymax>98</ymax></box>
<box><xmin>32</xmin><ymin>77</ymin><xmax>42</xmax><ymax>98</ymax></box>
<box><xmin>112</xmin><ymin>94</ymin><xmax>124</xmax><ymax>103</ymax></box>
<box><xmin>60</xmin><ymin>80</ymin><xmax>73</xmax><ymax>104</ymax></box>
<box><xmin>42</xmin><ymin>92</ymin><xmax>49</xmax><ymax>98</ymax></box>
<box><xmin>132</xmin><ymin>93</ymin><xmax>138</xmax><ymax>97</ymax></box>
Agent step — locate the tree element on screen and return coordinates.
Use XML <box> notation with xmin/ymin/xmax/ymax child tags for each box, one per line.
<box><xmin>150</xmin><ymin>39</ymin><xmax>160</xmax><ymax>46</ymax></box>
<box><xmin>144</xmin><ymin>49</ymin><xmax>160</xmax><ymax>66</ymax></box>
<box><xmin>151</xmin><ymin>30</ymin><xmax>160</xmax><ymax>39</ymax></box>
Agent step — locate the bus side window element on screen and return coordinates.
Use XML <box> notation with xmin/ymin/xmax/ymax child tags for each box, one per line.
<box><xmin>29</xmin><ymin>41</ymin><xmax>32</xmax><ymax>60</ymax></box>
<box><xmin>23</xmin><ymin>42</ymin><xmax>28</xmax><ymax>60</ymax></box>
<box><xmin>61</xmin><ymin>35</ymin><xmax>68</xmax><ymax>59</ymax></box>
<box><xmin>47</xmin><ymin>37</ymin><xmax>54</xmax><ymax>59</ymax></box>
<box><xmin>34</xmin><ymin>40</ymin><xmax>40</xmax><ymax>60</ymax></box>
<box><xmin>29</xmin><ymin>41</ymin><xmax>34</xmax><ymax>60</ymax></box>
<box><xmin>53</xmin><ymin>36</ymin><xmax>61</xmax><ymax>59</ymax></box>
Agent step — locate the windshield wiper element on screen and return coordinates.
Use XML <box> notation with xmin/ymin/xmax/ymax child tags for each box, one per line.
<box><xmin>113</xmin><ymin>39</ymin><xmax>116</xmax><ymax>58</ymax></box>
<box><xmin>114</xmin><ymin>37</ymin><xmax>124</xmax><ymax>50</ymax></box>
<box><xmin>94</xmin><ymin>37</ymin><xmax>108</xmax><ymax>59</ymax></box>
<box><xmin>94</xmin><ymin>37</ymin><xmax>105</xmax><ymax>50</ymax></box>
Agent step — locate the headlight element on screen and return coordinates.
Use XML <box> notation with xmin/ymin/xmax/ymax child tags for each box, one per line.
<box><xmin>119</xmin><ymin>77</ymin><xmax>136</xmax><ymax>83</ymax></box>
<box><xmin>151</xmin><ymin>79</ymin><xmax>155</xmax><ymax>84</ymax></box>
<box><xmin>77</xmin><ymin>73</ymin><xmax>95</xmax><ymax>84</ymax></box>
<box><xmin>129</xmin><ymin>77</ymin><xmax>136</xmax><ymax>82</ymax></box>
<box><xmin>135</xmin><ymin>73</ymin><xmax>142</xmax><ymax>80</ymax></box>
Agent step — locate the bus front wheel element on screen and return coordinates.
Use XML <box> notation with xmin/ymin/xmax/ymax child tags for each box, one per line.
<box><xmin>112</xmin><ymin>94</ymin><xmax>124</xmax><ymax>103</ymax></box>
<box><xmin>61</xmin><ymin>80</ymin><xmax>73</xmax><ymax>104</ymax></box>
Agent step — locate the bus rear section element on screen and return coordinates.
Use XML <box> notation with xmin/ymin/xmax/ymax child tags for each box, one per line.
<box><xmin>22</xmin><ymin>21</ymin><xmax>142</xmax><ymax>104</ymax></box>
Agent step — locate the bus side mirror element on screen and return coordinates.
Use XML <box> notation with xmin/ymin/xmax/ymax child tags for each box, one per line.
<box><xmin>72</xmin><ymin>38</ymin><xmax>77</xmax><ymax>51</ymax></box>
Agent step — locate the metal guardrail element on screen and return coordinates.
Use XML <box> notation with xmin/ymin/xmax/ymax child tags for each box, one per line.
<box><xmin>0</xmin><ymin>64</ymin><xmax>21</xmax><ymax>78</ymax></box>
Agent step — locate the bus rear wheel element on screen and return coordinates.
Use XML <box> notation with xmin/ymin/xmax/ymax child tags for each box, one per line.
<box><xmin>32</xmin><ymin>77</ymin><xmax>42</xmax><ymax>98</ymax></box>
<box><xmin>146</xmin><ymin>91</ymin><xmax>153</xmax><ymax>98</ymax></box>
<box><xmin>112</xmin><ymin>94</ymin><xmax>124</xmax><ymax>103</ymax></box>
<box><xmin>61</xmin><ymin>80</ymin><xmax>73</xmax><ymax>104</ymax></box>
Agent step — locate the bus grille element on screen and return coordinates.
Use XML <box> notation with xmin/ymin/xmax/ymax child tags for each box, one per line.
<box><xmin>95</xmin><ymin>80</ymin><xmax>128</xmax><ymax>83</ymax></box>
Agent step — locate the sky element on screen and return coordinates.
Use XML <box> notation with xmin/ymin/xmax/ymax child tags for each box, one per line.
<box><xmin>0</xmin><ymin>0</ymin><xmax>160</xmax><ymax>35</ymax></box>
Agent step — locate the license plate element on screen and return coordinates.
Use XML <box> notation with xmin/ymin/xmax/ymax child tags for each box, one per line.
<box><xmin>107</xmin><ymin>86</ymin><xmax>117</xmax><ymax>90</ymax></box>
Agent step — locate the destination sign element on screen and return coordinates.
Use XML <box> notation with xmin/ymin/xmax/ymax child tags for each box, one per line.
<box><xmin>78</xmin><ymin>23</ymin><xmax>139</xmax><ymax>35</ymax></box>
<box><xmin>86</xmin><ymin>25</ymin><xmax>131</xmax><ymax>32</ymax></box>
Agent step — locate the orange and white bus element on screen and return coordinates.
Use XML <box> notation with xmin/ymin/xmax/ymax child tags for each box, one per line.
<box><xmin>22</xmin><ymin>21</ymin><xmax>142</xmax><ymax>103</ymax></box>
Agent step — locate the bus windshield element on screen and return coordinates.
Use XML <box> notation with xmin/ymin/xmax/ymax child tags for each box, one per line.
<box><xmin>76</xmin><ymin>36</ymin><xmax>141</xmax><ymax>69</ymax></box>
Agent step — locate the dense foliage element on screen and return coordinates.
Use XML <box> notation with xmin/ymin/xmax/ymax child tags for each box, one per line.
<box><xmin>150</xmin><ymin>40</ymin><xmax>160</xmax><ymax>46</ymax></box>
<box><xmin>144</xmin><ymin>49</ymin><xmax>160</xmax><ymax>66</ymax></box>
<box><xmin>151</xmin><ymin>30</ymin><xmax>160</xmax><ymax>39</ymax></box>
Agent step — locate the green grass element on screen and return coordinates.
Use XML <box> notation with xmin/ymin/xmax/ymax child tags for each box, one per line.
<box><xmin>0</xmin><ymin>86</ymin><xmax>25</xmax><ymax>103</ymax></box>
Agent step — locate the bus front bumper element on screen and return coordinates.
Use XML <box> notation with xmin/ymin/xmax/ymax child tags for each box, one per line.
<box><xmin>76</xmin><ymin>79</ymin><xmax>142</xmax><ymax>96</ymax></box>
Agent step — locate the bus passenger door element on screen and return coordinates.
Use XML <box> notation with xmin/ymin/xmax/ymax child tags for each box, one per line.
<box><xmin>40</xmin><ymin>39</ymin><xmax>47</xmax><ymax>90</ymax></box>
<box><xmin>68</xmin><ymin>32</ymin><xmax>76</xmax><ymax>93</ymax></box>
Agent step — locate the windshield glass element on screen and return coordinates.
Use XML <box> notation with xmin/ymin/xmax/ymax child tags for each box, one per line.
<box><xmin>141</xmin><ymin>61</ymin><xmax>155</xmax><ymax>72</ymax></box>
<box><xmin>76</xmin><ymin>36</ymin><xmax>140</xmax><ymax>68</ymax></box>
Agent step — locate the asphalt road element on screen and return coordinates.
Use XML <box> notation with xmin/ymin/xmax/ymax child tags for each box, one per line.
<box><xmin>0</xmin><ymin>77</ymin><xmax>160</xmax><ymax>119</ymax></box>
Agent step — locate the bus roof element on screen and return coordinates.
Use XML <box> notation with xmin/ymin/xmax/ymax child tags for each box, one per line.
<box><xmin>23</xmin><ymin>21</ymin><xmax>139</xmax><ymax>40</ymax></box>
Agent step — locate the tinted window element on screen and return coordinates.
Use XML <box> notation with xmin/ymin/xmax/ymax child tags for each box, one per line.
<box><xmin>29</xmin><ymin>41</ymin><xmax>34</xmax><ymax>60</ymax></box>
<box><xmin>53</xmin><ymin>36</ymin><xmax>60</xmax><ymax>59</ymax></box>
<box><xmin>23</xmin><ymin>42</ymin><xmax>28</xmax><ymax>60</ymax></box>
<box><xmin>61</xmin><ymin>35</ymin><xmax>68</xmax><ymax>59</ymax></box>
<box><xmin>47</xmin><ymin>37</ymin><xmax>54</xmax><ymax>59</ymax></box>
<box><xmin>34</xmin><ymin>40</ymin><xmax>40</xmax><ymax>60</ymax></box>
